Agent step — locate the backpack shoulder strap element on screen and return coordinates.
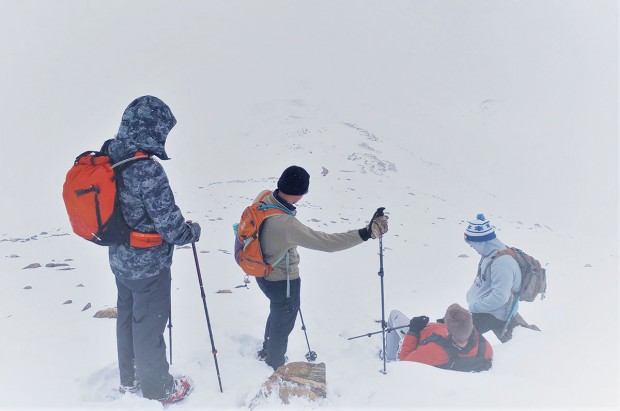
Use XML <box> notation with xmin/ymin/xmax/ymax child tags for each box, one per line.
<box><xmin>111</xmin><ymin>153</ymin><xmax>152</xmax><ymax>189</ymax></box>
<box><xmin>111</xmin><ymin>152</ymin><xmax>151</xmax><ymax>170</ymax></box>
<box><xmin>420</xmin><ymin>331</ymin><xmax>484</xmax><ymax>360</ymax></box>
<box><xmin>258</xmin><ymin>204</ymin><xmax>294</xmax><ymax>216</ymax></box>
<box><xmin>419</xmin><ymin>333</ymin><xmax>459</xmax><ymax>359</ymax></box>
<box><xmin>475</xmin><ymin>333</ymin><xmax>487</xmax><ymax>358</ymax></box>
<box><xmin>493</xmin><ymin>247</ymin><xmax>517</xmax><ymax>260</ymax></box>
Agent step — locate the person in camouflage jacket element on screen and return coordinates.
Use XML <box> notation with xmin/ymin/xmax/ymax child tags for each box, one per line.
<box><xmin>101</xmin><ymin>96</ymin><xmax>200</xmax><ymax>403</ymax></box>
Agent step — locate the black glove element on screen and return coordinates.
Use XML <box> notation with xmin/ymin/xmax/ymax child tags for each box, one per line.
<box><xmin>407</xmin><ymin>315</ymin><xmax>429</xmax><ymax>336</ymax></box>
<box><xmin>359</xmin><ymin>207</ymin><xmax>388</xmax><ymax>241</ymax></box>
<box><xmin>369</xmin><ymin>215</ymin><xmax>388</xmax><ymax>239</ymax></box>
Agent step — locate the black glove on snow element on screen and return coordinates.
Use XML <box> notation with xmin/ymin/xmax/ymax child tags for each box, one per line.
<box><xmin>407</xmin><ymin>315</ymin><xmax>429</xmax><ymax>336</ymax></box>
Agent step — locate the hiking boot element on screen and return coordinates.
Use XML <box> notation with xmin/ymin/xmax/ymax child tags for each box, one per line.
<box><xmin>258</xmin><ymin>350</ymin><xmax>288</xmax><ymax>365</ymax></box>
<box><xmin>159</xmin><ymin>376</ymin><xmax>193</xmax><ymax>405</ymax></box>
<box><xmin>257</xmin><ymin>348</ymin><xmax>268</xmax><ymax>361</ymax></box>
<box><xmin>119</xmin><ymin>380</ymin><xmax>141</xmax><ymax>394</ymax></box>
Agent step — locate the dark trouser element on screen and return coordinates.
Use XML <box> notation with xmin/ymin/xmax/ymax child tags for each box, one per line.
<box><xmin>116</xmin><ymin>268</ymin><xmax>174</xmax><ymax>400</ymax></box>
<box><xmin>471</xmin><ymin>313</ymin><xmax>506</xmax><ymax>342</ymax></box>
<box><xmin>256</xmin><ymin>277</ymin><xmax>301</xmax><ymax>370</ymax></box>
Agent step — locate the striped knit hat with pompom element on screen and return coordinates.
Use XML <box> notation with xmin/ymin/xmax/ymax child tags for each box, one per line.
<box><xmin>464</xmin><ymin>213</ymin><xmax>496</xmax><ymax>242</ymax></box>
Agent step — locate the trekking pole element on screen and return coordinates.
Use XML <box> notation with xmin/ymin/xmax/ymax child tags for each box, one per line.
<box><xmin>347</xmin><ymin>324</ymin><xmax>409</xmax><ymax>340</ymax></box>
<box><xmin>374</xmin><ymin>207</ymin><xmax>388</xmax><ymax>374</ymax></box>
<box><xmin>298</xmin><ymin>308</ymin><xmax>317</xmax><ymax>362</ymax></box>
<box><xmin>500</xmin><ymin>296</ymin><xmax>520</xmax><ymax>339</ymax></box>
<box><xmin>168</xmin><ymin>289</ymin><xmax>173</xmax><ymax>364</ymax></box>
<box><xmin>191</xmin><ymin>242</ymin><xmax>223</xmax><ymax>393</ymax></box>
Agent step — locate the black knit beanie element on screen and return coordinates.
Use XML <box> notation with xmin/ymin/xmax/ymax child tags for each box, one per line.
<box><xmin>277</xmin><ymin>166</ymin><xmax>310</xmax><ymax>195</ymax></box>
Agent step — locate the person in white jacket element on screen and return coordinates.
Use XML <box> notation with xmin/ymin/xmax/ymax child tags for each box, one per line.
<box><xmin>465</xmin><ymin>214</ymin><xmax>521</xmax><ymax>342</ymax></box>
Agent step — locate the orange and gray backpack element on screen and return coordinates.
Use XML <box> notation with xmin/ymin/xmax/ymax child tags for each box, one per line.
<box><xmin>493</xmin><ymin>247</ymin><xmax>547</xmax><ymax>302</ymax></box>
<box><xmin>62</xmin><ymin>150</ymin><xmax>161</xmax><ymax>247</ymax></box>
<box><xmin>233</xmin><ymin>191</ymin><xmax>294</xmax><ymax>276</ymax></box>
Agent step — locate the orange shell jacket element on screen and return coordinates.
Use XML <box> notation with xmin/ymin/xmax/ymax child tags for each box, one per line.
<box><xmin>399</xmin><ymin>323</ymin><xmax>493</xmax><ymax>366</ymax></box>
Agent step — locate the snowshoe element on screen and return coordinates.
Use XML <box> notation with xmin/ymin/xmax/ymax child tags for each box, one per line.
<box><xmin>160</xmin><ymin>376</ymin><xmax>193</xmax><ymax>405</ymax></box>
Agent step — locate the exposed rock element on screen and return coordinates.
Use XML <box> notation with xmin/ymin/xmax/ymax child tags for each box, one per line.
<box><xmin>216</xmin><ymin>289</ymin><xmax>232</xmax><ymax>294</ymax></box>
<box><xmin>584</xmin><ymin>264</ymin><xmax>592</xmax><ymax>268</ymax></box>
<box><xmin>23</xmin><ymin>263</ymin><xmax>41</xmax><ymax>269</ymax></box>
<box><xmin>94</xmin><ymin>307</ymin><xmax>118</xmax><ymax>319</ymax></box>
<box><xmin>23</xmin><ymin>286</ymin><xmax>32</xmax><ymax>289</ymax></box>
<box><xmin>458</xmin><ymin>254</ymin><xmax>469</xmax><ymax>258</ymax></box>
<box><xmin>63</xmin><ymin>300</ymin><xmax>72</xmax><ymax>305</ymax></box>
<box><xmin>9</xmin><ymin>254</ymin><xmax>19</xmax><ymax>258</ymax></box>
<box><xmin>81</xmin><ymin>303</ymin><xmax>92</xmax><ymax>312</ymax></box>
<box><xmin>250</xmin><ymin>362</ymin><xmax>326</xmax><ymax>408</ymax></box>
<box><xmin>76</xmin><ymin>284</ymin><xmax>85</xmax><ymax>287</ymax></box>
<box><xmin>46</xmin><ymin>263</ymin><xmax>70</xmax><ymax>268</ymax></box>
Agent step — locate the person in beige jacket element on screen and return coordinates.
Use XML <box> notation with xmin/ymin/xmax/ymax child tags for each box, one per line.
<box><xmin>241</xmin><ymin>165</ymin><xmax>388</xmax><ymax>370</ymax></box>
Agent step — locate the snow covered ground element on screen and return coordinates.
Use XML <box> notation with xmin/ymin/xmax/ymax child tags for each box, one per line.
<box><xmin>0</xmin><ymin>1</ymin><xmax>617</xmax><ymax>410</ymax></box>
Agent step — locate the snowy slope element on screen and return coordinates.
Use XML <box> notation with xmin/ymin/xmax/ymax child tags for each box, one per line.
<box><xmin>0</xmin><ymin>1</ymin><xmax>618</xmax><ymax>410</ymax></box>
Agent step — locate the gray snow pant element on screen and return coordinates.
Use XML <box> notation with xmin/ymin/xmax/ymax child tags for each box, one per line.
<box><xmin>115</xmin><ymin>268</ymin><xmax>174</xmax><ymax>400</ymax></box>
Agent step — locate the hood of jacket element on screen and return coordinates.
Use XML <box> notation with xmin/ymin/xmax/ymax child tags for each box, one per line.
<box><xmin>467</xmin><ymin>237</ymin><xmax>506</xmax><ymax>258</ymax></box>
<box><xmin>105</xmin><ymin>95</ymin><xmax>176</xmax><ymax>162</ymax></box>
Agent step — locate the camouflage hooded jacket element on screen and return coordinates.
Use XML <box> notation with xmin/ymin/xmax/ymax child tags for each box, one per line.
<box><xmin>102</xmin><ymin>96</ymin><xmax>200</xmax><ymax>280</ymax></box>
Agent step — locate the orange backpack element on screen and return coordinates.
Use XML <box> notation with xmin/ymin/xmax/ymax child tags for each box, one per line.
<box><xmin>62</xmin><ymin>151</ymin><xmax>158</xmax><ymax>246</ymax></box>
<box><xmin>234</xmin><ymin>191</ymin><xmax>293</xmax><ymax>276</ymax></box>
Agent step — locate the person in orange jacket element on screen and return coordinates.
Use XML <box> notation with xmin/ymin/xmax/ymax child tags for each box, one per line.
<box><xmin>398</xmin><ymin>304</ymin><xmax>493</xmax><ymax>372</ymax></box>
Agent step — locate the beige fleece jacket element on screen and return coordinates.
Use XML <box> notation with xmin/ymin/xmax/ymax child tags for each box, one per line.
<box><xmin>257</xmin><ymin>190</ymin><xmax>365</xmax><ymax>281</ymax></box>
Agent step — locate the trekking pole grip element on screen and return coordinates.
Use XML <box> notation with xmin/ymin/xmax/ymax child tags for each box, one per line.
<box><xmin>370</xmin><ymin>207</ymin><xmax>385</xmax><ymax>226</ymax></box>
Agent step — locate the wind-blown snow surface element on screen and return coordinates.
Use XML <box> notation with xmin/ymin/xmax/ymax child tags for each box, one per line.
<box><xmin>0</xmin><ymin>1</ymin><xmax>618</xmax><ymax>410</ymax></box>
